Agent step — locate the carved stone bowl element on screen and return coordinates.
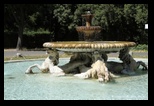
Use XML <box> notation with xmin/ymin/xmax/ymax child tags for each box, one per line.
<box><xmin>43</xmin><ymin>41</ymin><xmax>136</xmax><ymax>53</ymax></box>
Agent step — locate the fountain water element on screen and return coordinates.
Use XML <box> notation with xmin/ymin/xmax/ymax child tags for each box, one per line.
<box><xmin>4</xmin><ymin>58</ymin><xmax>148</xmax><ymax>100</ymax></box>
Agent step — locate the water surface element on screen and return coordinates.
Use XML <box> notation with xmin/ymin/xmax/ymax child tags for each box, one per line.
<box><xmin>4</xmin><ymin>58</ymin><xmax>148</xmax><ymax>100</ymax></box>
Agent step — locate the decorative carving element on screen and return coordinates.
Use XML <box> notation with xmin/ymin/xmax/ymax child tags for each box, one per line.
<box><xmin>118</xmin><ymin>47</ymin><xmax>148</xmax><ymax>75</ymax></box>
<box><xmin>25</xmin><ymin>49</ymin><xmax>65</xmax><ymax>76</ymax></box>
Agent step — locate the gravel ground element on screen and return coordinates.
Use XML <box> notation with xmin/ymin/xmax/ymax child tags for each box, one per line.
<box><xmin>4</xmin><ymin>49</ymin><xmax>148</xmax><ymax>58</ymax></box>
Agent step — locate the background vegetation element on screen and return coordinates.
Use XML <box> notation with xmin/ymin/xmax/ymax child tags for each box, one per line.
<box><xmin>4</xmin><ymin>4</ymin><xmax>148</xmax><ymax>50</ymax></box>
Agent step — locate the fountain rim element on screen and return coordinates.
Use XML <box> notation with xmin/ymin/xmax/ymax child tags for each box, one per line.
<box><xmin>43</xmin><ymin>41</ymin><xmax>136</xmax><ymax>53</ymax></box>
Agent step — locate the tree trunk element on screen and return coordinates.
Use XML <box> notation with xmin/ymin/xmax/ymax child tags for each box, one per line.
<box><xmin>15</xmin><ymin>6</ymin><xmax>24</xmax><ymax>51</ymax></box>
<box><xmin>16</xmin><ymin>27</ymin><xmax>23</xmax><ymax>50</ymax></box>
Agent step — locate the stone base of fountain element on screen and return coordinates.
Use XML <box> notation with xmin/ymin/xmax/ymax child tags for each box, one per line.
<box><xmin>41</xmin><ymin>45</ymin><xmax>148</xmax><ymax>82</ymax></box>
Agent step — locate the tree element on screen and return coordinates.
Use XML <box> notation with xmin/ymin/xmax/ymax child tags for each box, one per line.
<box><xmin>4</xmin><ymin>4</ymin><xmax>148</xmax><ymax>49</ymax></box>
<box><xmin>4</xmin><ymin>4</ymin><xmax>38</xmax><ymax>50</ymax></box>
<box><xmin>124</xmin><ymin>4</ymin><xmax>148</xmax><ymax>44</ymax></box>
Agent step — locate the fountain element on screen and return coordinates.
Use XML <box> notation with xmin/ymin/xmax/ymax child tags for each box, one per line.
<box><xmin>43</xmin><ymin>11</ymin><xmax>136</xmax><ymax>53</ymax></box>
<box><xmin>43</xmin><ymin>11</ymin><xmax>143</xmax><ymax>73</ymax></box>
<box><xmin>76</xmin><ymin>11</ymin><xmax>102</xmax><ymax>41</ymax></box>
<box><xmin>27</xmin><ymin>11</ymin><xmax>148</xmax><ymax>82</ymax></box>
<box><xmin>4</xmin><ymin>11</ymin><xmax>148</xmax><ymax>100</ymax></box>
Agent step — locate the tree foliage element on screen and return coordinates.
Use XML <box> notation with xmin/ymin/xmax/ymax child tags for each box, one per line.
<box><xmin>4</xmin><ymin>4</ymin><xmax>148</xmax><ymax>49</ymax></box>
<box><xmin>4</xmin><ymin>4</ymin><xmax>39</xmax><ymax>50</ymax></box>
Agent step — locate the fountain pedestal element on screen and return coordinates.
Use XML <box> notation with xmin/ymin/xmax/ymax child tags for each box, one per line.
<box><xmin>76</xmin><ymin>12</ymin><xmax>102</xmax><ymax>41</ymax></box>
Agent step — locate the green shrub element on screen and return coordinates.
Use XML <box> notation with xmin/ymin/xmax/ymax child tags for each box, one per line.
<box><xmin>131</xmin><ymin>44</ymin><xmax>148</xmax><ymax>51</ymax></box>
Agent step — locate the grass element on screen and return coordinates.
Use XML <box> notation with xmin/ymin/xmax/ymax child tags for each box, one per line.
<box><xmin>131</xmin><ymin>44</ymin><xmax>148</xmax><ymax>51</ymax></box>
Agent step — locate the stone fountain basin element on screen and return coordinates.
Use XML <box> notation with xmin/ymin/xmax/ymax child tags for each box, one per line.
<box><xmin>43</xmin><ymin>41</ymin><xmax>136</xmax><ymax>52</ymax></box>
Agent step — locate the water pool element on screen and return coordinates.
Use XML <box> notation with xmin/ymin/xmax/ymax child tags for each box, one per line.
<box><xmin>4</xmin><ymin>58</ymin><xmax>148</xmax><ymax>100</ymax></box>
